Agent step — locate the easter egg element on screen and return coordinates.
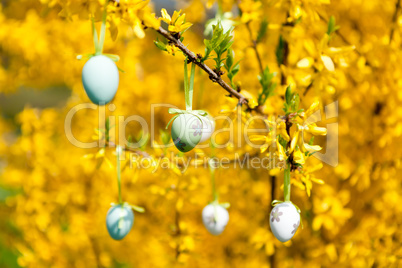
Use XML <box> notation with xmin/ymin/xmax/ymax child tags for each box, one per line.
<box><xmin>82</xmin><ymin>55</ymin><xmax>119</xmax><ymax>105</ymax></box>
<box><xmin>106</xmin><ymin>204</ymin><xmax>134</xmax><ymax>240</ymax></box>
<box><xmin>269</xmin><ymin>202</ymin><xmax>300</xmax><ymax>242</ymax></box>
<box><xmin>171</xmin><ymin>113</ymin><xmax>202</xmax><ymax>152</ymax></box>
<box><xmin>199</xmin><ymin>114</ymin><xmax>215</xmax><ymax>143</ymax></box>
<box><xmin>202</xmin><ymin>204</ymin><xmax>229</xmax><ymax>235</ymax></box>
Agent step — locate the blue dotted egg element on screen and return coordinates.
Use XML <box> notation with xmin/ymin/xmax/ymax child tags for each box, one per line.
<box><xmin>82</xmin><ymin>55</ymin><xmax>119</xmax><ymax>105</ymax></box>
<box><xmin>106</xmin><ymin>204</ymin><xmax>134</xmax><ymax>240</ymax></box>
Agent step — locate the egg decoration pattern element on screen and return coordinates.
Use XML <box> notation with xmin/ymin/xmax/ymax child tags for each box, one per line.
<box><xmin>106</xmin><ymin>203</ymin><xmax>134</xmax><ymax>240</ymax></box>
<box><xmin>269</xmin><ymin>202</ymin><xmax>301</xmax><ymax>242</ymax></box>
<box><xmin>269</xmin><ymin>150</ymin><xmax>303</xmax><ymax>243</ymax></box>
<box><xmin>171</xmin><ymin>113</ymin><xmax>202</xmax><ymax>152</ymax></box>
<box><xmin>82</xmin><ymin>55</ymin><xmax>119</xmax><ymax>105</ymax></box>
<box><xmin>198</xmin><ymin>114</ymin><xmax>215</xmax><ymax>143</ymax></box>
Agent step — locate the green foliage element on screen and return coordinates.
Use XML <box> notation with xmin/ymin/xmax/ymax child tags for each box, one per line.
<box><xmin>224</xmin><ymin>49</ymin><xmax>241</xmax><ymax>88</ymax></box>
<box><xmin>327</xmin><ymin>16</ymin><xmax>340</xmax><ymax>36</ymax></box>
<box><xmin>275</xmin><ymin>35</ymin><xmax>285</xmax><ymax>66</ymax></box>
<box><xmin>256</xmin><ymin>19</ymin><xmax>269</xmax><ymax>43</ymax></box>
<box><xmin>305</xmin><ymin>136</ymin><xmax>316</xmax><ymax>156</ymax></box>
<box><xmin>203</xmin><ymin>22</ymin><xmax>234</xmax><ymax>71</ymax></box>
<box><xmin>257</xmin><ymin>67</ymin><xmax>276</xmax><ymax>105</ymax></box>
<box><xmin>154</xmin><ymin>39</ymin><xmax>167</xmax><ymax>52</ymax></box>
<box><xmin>278</xmin><ymin>135</ymin><xmax>288</xmax><ymax>150</ymax></box>
<box><xmin>160</xmin><ymin>130</ymin><xmax>171</xmax><ymax>146</ymax></box>
<box><xmin>283</xmin><ymin>85</ymin><xmax>301</xmax><ymax>115</ymax></box>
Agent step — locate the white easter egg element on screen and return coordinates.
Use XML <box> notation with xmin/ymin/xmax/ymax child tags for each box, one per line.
<box><xmin>199</xmin><ymin>115</ymin><xmax>215</xmax><ymax>143</ymax></box>
<box><xmin>202</xmin><ymin>204</ymin><xmax>229</xmax><ymax>235</ymax></box>
<box><xmin>269</xmin><ymin>202</ymin><xmax>300</xmax><ymax>242</ymax></box>
<box><xmin>82</xmin><ymin>55</ymin><xmax>119</xmax><ymax>105</ymax></box>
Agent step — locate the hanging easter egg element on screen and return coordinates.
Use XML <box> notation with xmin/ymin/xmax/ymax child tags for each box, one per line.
<box><xmin>82</xmin><ymin>55</ymin><xmax>119</xmax><ymax>105</ymax></box>
<box><xmin>202</xmin><ymin>204</ymin><xmax>229</xmax><ymax>235</ymax></box>
<box><xmin>171</xmin><ymin>113</ymin><xmax>202</xmax><ymax>152</ymax></box>
<box><xmin>199</xmin><ymin>114</ymin><xmax>215</xmax><ymax>143</ymax></box>
<box><xmin>106</xmin><ymin>203</ymin><xmax>134</xmax><ymax>240</ymax></box>
<box><xmin>269</xmin><ymin>202</ymin><xmax>300</xmax><ymax>242</ymax></box>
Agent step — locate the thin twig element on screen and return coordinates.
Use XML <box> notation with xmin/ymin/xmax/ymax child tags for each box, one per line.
<box><xmin>390</xmin><ymin>0</ymin><xmax>402</xmax><ymax>44</ymax></box>
<box><xmin>303</xmin><ymin>80</ymin><xmax>314</xmax><ymax>96</ymax></box>
<box><xmin>155</xmin><ymin>26</ymin><xmax>265</xmax><ymax>114</ymax></box>
<box><xmin>246</xmin><ymin>22</ymin><xmax>264</xmax><ymax>73</ymax></box>
<box><xmin>278</xmin><ymin>15</ymin><xmax>291</xmax><ymax>86</ymax></box>
<box><xmin>317</xmin><ymin>12</ymin><xmax>373</xmax><ymax>68</ymax></box>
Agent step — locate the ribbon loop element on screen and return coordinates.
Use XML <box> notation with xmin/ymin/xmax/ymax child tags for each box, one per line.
<box><xmin>166</xmin><ymin>108</ymin><xmax>209</xmax><ymax>129</ymax></box>
<box><xmin>168</xmin><ymin>108</ymin><xmax>208</xmax><ymax>116</ymax></box>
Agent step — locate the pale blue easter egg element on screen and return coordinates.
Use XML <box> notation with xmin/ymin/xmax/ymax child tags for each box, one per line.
<box><xmin>171</xmin><ymin>113</ymin><xmax>202</xmax><ymax>152</ymax></box>
<box><xmin>106</xmin><ymin>204</ymin><xmax>134</xmax><ymax>240</ymax></box>
<box><xmin>82</xmin><ymin>55</ymin><xmax>119</xmax><ymax>105</ymax></box>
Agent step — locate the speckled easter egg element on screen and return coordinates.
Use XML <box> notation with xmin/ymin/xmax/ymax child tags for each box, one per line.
<box><xmin>171</xmin><ymin>114</ymin><xmax>202</xmax><ymax>152</ymax></box>
<box><xmin>106</xmin><ymin>204</ymin><xmax>134</xmax><ymax>240</ymax></box>
<box><xmin>202</xmin><ymin>204</ymin><xmax>229</xmax><ymax>235</ymax></box>
<box><xmin>82</xmin><ymin>55</ymin><xmax>119</xmax><ymax>105</ymax></box>
<box><xmin>269</xmin><ymin>202</ymin><xmax>300</xmax><ymax>242</ymax></box>
<box><xmin>199</xmin><ymin>114</ymin><xmax>215</xmax><ymax>143</ymax></box>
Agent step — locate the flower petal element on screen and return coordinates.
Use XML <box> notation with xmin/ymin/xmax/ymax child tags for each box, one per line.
<box><xmin>321</xmin><ymin>55</ymin><xmax>335</xmax><ymax>72</ymax></box>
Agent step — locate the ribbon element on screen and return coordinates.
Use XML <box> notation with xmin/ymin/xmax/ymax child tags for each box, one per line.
<box><xmin>165</xmin><ymin>108</ymin><xmax>208</xmax><ymax>129</ymax></box>
<box><xmin>271</xmin><ymin>200</ymin><xmax>303</xmax><ymax>229</ymax></box>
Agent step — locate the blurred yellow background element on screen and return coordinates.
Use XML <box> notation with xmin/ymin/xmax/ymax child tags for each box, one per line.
<box><xmin>0</xmin><ymin>0</ymin><xmax>401</xmax><ymax>267</ymax></box>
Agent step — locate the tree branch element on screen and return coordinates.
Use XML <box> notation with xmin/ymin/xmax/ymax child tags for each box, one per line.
<box><xmin>155</xmin><ymin>26</ymin><xmax>264</xmax><ymax>114</ymax></box>
<box><xmin>246</xmin><ymin>22</ymin><xmax>264</xmax><ymax>73</ymax></box>
<box><xmin>390</xmin><ymin>0</ymin><xmax>402</xmax><ymax>44</ymax></box>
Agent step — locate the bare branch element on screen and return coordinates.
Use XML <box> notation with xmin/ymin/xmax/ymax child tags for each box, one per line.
<box><xmin>155</xmin><ymin>26</ymin><xmax>265</xmax><ymax>114</ymax></box>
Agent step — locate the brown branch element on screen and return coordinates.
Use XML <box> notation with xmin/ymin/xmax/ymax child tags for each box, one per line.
<box><xmin>280</xmin><ymin>40</ymin><xmax>289</xmax><ymax>86</ymax></box>
<box><xmin>279</xmin><ymin>15</ymin><xmax>291</xmax><ymax>86</ymax></box>
<box><xmin>155</xmin><ymin>26</ymin><xmax>264</xmax><ymax>114</ymax></box>
<box><xmin>246</xmin><ymin>22</ymin><xmax>264</xmax><ymax>73</ymax></box>
<box><xmin>390</xmin><ymin>0</ymin><xmax>402</xmax><ymax>44</ymax></box>
<box><xmin>174</xmin><ymin>208</ymin><xmax>181</xmax><ymax>259</ymax></box>
<box><xmin>303</xmin><ymin>80</ymin><xmax>314</xmax><ymax>96</ymax></box>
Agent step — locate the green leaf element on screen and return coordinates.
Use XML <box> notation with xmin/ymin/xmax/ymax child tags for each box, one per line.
<box><xmin>278</xmin><ymin>135</ymin><xmax>288</xmax><ymax>149</ymax></box>
<box><xmin>308</xmin><ymin>136</ymin><xmax>315</xmax><ymax>145</ymax></box>
<box><xmin>225</xmin><ymin>49</ymin><xmax>234</xmax><ymax>69</ymax></box>
<box><xmin>154</xmin><ymin>39</ymin><xmax>167</xmax><ymax>51</ymax></box>
<box><xmin>275</xmin><ymin>35</ymin><xmax>285</xmax><ymax>66</ymax></box>
<box><xmin>257</xmin><ymin>67</ymin><xmax>277</xmax><ymax>105</ymax></box>
<box><xmin>291</xmin><ymin>93</ymin><xmax>300</xmax><ymax>112</ymax></box>
<box><xmin>256</xmin><ymin>19</ymin><xmax>269</xmax><ymax>43</ymax></box>
<box><xmin>285</xmin><ymin>85</ymin><xmax>292</xmax><ymax>105</ymax></box>
<box><xmin>160</xmin><ymin>130</ymin><xmax>171</xmax><ymax>145</ymax></box>
<box><xmin>202</xmin><ymin>21</ymin><xmax>234</xmax><ymax>71</ymax></box>
<box><xmin>327</xmin><ymin>16</ymin><xmax>340</xmax><ymax>36</ymax></box>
